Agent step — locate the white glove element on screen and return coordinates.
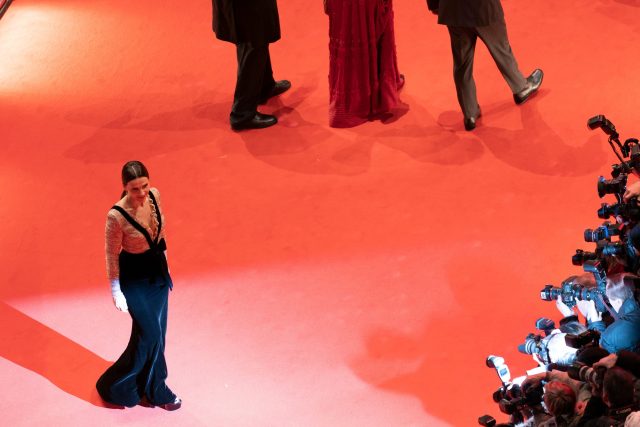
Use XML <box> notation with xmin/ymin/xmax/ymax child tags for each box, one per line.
<box><xmin>110</xmin><ymin>279</ymin><xmax>129</xmax><ymax>312</ymax></box>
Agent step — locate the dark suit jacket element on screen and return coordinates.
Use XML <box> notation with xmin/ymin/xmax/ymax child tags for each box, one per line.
<box><xmin>436</xmin><ymin>0</ymin><xmax>504</xmax><ymax>27</ymax></box>
<box><xmin>212</xmin><ymin>0</ymin><xmax>281</xmax><ymax>45</ymax></box>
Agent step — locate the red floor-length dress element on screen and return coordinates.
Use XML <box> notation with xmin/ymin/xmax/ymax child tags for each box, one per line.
<box><xmin>327</xmin><ymin>0</ymin><xmax>403</xmax><ymax>128</ymax></box>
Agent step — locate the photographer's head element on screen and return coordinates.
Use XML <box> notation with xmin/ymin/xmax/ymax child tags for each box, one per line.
<box><xmin>602</xmin><ymin>367</ymin><xmax>636</xmax><ymax>409</ymax></box>
<box><xmin>543</xmin><ymin>380</ymin><xmax>576</xmax><ymax>418</ymax></box>
<box><xmin>543</xmin><ymin>332</ymin><xmax>578</xmax><ymax>367</ymax></box>
<box><xmin>605</xmin><ymin>273</ymin><xmax>637</xmax><ymax>313</ymax></box>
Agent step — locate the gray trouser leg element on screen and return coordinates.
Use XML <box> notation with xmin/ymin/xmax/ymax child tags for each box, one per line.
<box><xmin>476</xmin><ymin>19</ymin><xmax>527</xmax><ymax>94</ymax></box>
<box><xmin>447</xmin><ymin>26</ymin><xmax>480</xmax><ymax>119</ymax></box>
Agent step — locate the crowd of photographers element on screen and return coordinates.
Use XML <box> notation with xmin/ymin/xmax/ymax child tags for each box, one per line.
<box><xmin>481</xmin><ymin>117</ymin><xmax>640</xmax><ymax>427</ymax></box>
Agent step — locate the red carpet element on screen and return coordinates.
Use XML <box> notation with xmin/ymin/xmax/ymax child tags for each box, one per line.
<box><xmin>2</xmin><ymin>0</ymin><xmax>640</xmax><ymax>425</ymax></box>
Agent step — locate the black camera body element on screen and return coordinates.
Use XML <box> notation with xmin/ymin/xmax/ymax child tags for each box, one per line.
<box><xmin>481</xmin><ymin>355</ymin><xmax>547</xmax><ymax>426</ymax></box>
<box><xmin>598</xmin><ymin>175</ymin><xmax>627</xmax><ymax>199</ymax></box>
<box><xmin>584</xmin><ymin>221</ymin><xmax>621</xmax><ymax>243</ymax></box>
<box><xmin>540</xmin><ymin>279</ymin><xmax>602</xmax><ymax>310</ymax></box>
<box><xmin>564</xmin><ymin>329</ymin><xmax>601</xmax><ymax>350</ymax></box>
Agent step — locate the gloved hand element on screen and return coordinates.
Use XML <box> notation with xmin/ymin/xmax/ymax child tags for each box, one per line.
<box><xmin>110</xmin><ymin>279</ymin><xmax>129</xmax><ymax>312</ymax></box>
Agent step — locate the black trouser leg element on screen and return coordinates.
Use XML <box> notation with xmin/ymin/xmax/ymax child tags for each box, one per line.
<box><xmin>259</xmin><ymin>51</ymin><xmax>276</xmax><ymax>101</ymax></box>
<box><xmin>231</xmin><ymin>43</ymin><xmax>270</xmax><ymax>126</ymax></box>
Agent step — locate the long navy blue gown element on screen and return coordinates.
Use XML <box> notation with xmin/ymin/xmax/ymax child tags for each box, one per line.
<box><xmin>96</xmin><ymin>192</ymin><xmax>176</xmax><ymax>407</ymax></box>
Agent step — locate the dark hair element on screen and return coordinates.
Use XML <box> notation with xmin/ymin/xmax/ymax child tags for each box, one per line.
<box><xmin>559</xmin><ymin>316</ymin><xmax>588</xmax><ymax>335</ymax></box>
<box><xmin>603</xmin><ymin>367</ymin><xmax>636</xmax><ymax>408</ymax></box>
<box><xmin>120</xmin><ymin>160</ymin><xmax>149</xmax><ymax>198</ymax></box>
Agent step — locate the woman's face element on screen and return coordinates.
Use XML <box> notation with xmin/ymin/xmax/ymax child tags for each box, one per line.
<box><xmin>124</xmin><ymin>177</ymin><xmax>150</xmax><ymax>203</ymax></box>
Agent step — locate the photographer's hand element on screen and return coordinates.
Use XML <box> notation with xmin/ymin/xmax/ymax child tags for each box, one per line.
<box><xmin>593</xmin><ymin>353</ymin><xmax>617</xmax><ymax>370</ymax></box>
<box><xmin>576</xmin><ymin>300</ymin><xmax>602</xmax><ymax>323</ymax></box>
<box><xmin>556</xmin><ymin>296</ymin><xmax>574</xmax><ymax>317</ymax></box>
<box><xmin>623</xmin><ymin>180</ymin><xmax>640</xmax><ymax>202</ymax></box>
<box><xmin>521</xmin><ymin>372</ymin><xmax>546</xmax><ymax>392</ymax></box>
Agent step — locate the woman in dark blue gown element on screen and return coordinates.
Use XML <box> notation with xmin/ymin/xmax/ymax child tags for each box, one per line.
<box><xmin>96</xmin><ymin>161</ymin><xmax>181</xmax><ymax>410</ymax></box>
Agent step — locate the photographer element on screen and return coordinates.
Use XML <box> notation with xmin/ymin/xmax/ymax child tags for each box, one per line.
<box><xmin>555</xmin><ymin>281</ymin><xmax>606</xmax><ymax>335</ymax></box>
<box><xmin>599</xmin><ymin>274</ymin><xmax>640</xmax><ymax>354</ymax></box>
<box><xmin>522</xmin><ymin>369</ymin><xmax>591</xmax><ymax>423</ymax></box>
<box><xmin>580</xmin><ymin>367</ymin><xmax>638</xmax><ymax>426</ymax></box>
<box><xmin>537</xmin><ymin>381</ymin><xmax>580</xmax><ymax>427</ymax></box>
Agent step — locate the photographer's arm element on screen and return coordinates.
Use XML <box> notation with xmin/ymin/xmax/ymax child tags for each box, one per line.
<box><xmin>613</xmin><ymin>350</ymin><xmax>640</xmax><ymax>377</ymax></box>
<box><xmin>575</xmin><ymin>300</ymin><xmax>605</xmax><ymax>332</ymax></box>
<box><xmin>556</xmin><ymin>297</ymin><xmax>575</xmax><ymax>317</ymax></box>
<box><xmin>624</xmin><ymin>180</ymin><xmax>640</xmax><ymax>202</ymax></box>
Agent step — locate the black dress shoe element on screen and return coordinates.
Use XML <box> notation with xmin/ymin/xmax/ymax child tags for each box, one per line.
<box><xmin>259</xmin><ymin>80</ymin><xmax>291</xmax><ymax>104</ymax></box>
<box><xmin>231</xmin><ymin>113</ymin><xmax>277</xmax><ymax>131</ymax></box>
<box><xmin>463</xmin><ymin>105</ymin><xmax>481</xmax><ymax>131</ymax></box>
<box><xmin>514</xmin><ymin>69</ymin><xmax>543</xmax><ymax>105</ymax></box>
<box><xmin>464</xmin><ymin>117</ymin><xmax>476</xmax><ymax>131</ymax></box>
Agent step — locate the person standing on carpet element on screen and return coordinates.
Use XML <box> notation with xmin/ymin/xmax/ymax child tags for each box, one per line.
<box><xmin>426</xmin><ymin>0</ymin><xmax>543</xmax><ymax>131</ymax></box>
<box><xmin>212</xmin><ymin>0</ymin><xmax>291</xmax><ymax>131</ymax></box>
<box><xmin>96</xmin><ymin>161</ymin><xmax>181</xmax><ymax>411</ymax></box>
<box><xmin>325</xmin><ymin>0</ymin><xmax>405</xmax><ymax>128</ymax></box>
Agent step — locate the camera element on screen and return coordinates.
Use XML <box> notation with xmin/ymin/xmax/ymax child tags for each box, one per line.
<box><xmin>481</xmin><ymin>355</ymin><xmax>547</xmax><ymax>426</ymax></box>
<box><xmin>598</xmin><ymin>175</ymin><xmax>627</xmax><ymax>198</ymax></box>
<box><xmin>496</xmin><ymin>383</ymin><xmax>545</xmax><ymax>416</ymax></box>
<box><xmin>567</xmin><ymin>362</ymin><xmax>606</xmax><ymax>391</ymax></box>
<box><xmin>564</xmin><ymin>329</ymin><xmax>601</xmax><ymax>350</ymax></box>
<box><xmin>516</xmin><ymin>318</ymin><xmax>569</xmax><ymax>365</ymax></box>
<box><xmin>584</xmin><ymin>221</ymin><xmax>621</xmax><ymax>243</ymax></box>
<box><xmin>572</xmin><ymin>249</ymin><xmax>599</xmax><ymax>266</ymax></box>
<box><xmin>540</xmin><ymin>278</ymin><xmax>602</xmax><ymax>309</ymax></box>
<box><xmin>597</xmin><ymin>201</ymin><xmax>640</xmax><ymax>222</ymax></box>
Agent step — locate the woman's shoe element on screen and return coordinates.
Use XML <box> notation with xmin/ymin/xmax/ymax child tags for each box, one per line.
<box><xmin>397</xmin><ymin>74</ymin><xmax>406</xmax><ymax>90</ymax></box>
<box><xmin>159</xmin><ymin>397</ymin><xmax>182</xmax><ymax>411</ymax></box>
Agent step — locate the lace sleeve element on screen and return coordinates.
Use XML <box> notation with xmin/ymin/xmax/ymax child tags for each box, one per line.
<box><xmin>105</xmin><ymin>211</ymin><xmax>123</xmax><ymax>280</ymax></box>
<box><xmin>150</xmin><ymin>187</ymin><xmax>166</xmax><ymax>239</ymax></box>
